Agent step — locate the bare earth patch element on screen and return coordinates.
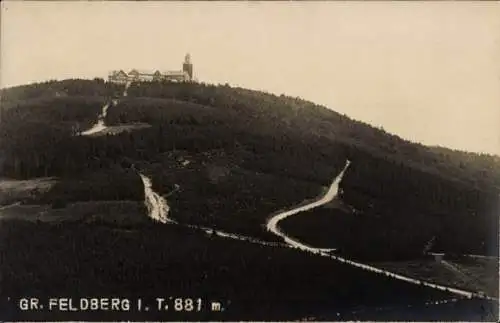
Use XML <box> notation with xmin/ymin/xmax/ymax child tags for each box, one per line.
<box><xmin>0</xmin><ymin>177</ymin><xmax>58</xmax><ymax>205</ymax></box>
<box><xmin>84</xmin><ymin>123</ymin><xmax>152</xmax><ymax>137</ymax></box>
<box><xmin>0</xmin><ymin>200</ymin><xmax>149</xmax><ymax>226</ymax></box>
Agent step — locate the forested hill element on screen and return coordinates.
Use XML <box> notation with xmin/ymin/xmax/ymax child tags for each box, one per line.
<box><xmin>1</xmin><ymin>78</ymin><xmax>499</xmax><ymax>191</ymax></box>
<box><xmin>0</xmin><ymin>79</ymin><xmax>498</xmax><ymax>257</ymax></box>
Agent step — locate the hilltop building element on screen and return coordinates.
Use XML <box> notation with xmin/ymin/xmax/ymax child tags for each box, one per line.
<box><xmin>108</xmin><ymin>54</ymin><xmax>194</xmax><ymax>84</ymax></box>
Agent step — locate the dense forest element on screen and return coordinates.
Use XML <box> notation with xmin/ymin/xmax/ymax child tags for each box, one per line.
<box><xmin>3</xmin><ymin>221</ymin><xmax>496</xmax><ymax>321</ymax></box>
<box><xmin>1</xmin><ymin>79</ymin><xmax>499</xmax><ymax>258</ymax></box>
<box><xmin>0</xmin><ymin>78</ymin><xmax>121</xmax><ymax>108</ymax></box>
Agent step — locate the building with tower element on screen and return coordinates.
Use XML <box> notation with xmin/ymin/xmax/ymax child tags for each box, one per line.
<box><xmin>108</xmin><ymin>54</ymin><xmax>194</xmax><ymax>84</ymax></box>
<box><xmin>183</xmin><ymin>53</ymin><xmax>193</xmax><ymax>80</ymax></box>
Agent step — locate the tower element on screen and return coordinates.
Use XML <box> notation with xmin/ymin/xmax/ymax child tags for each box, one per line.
<box><xmin>183</xmin><ymin>53</ymin><xmax>193</xmax><ymax>81</ymax></box>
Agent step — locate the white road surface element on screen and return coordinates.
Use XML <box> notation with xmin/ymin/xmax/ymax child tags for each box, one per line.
<box><xmin>82</xmin><ymin>81</ymin><xmax>130</xmax><ymax>136</ymax></box>
<box><xmin>266</xmin><ymin>160</ymin><xmax>351</xmax><ymax>252</ymax></box>
<box><xmin>123</xmin><ymin>81</ymin><xmax>131</xmax><ymax>97</ymax></box>
<box><xmin>81</xmin><ymin>103</ymin><xmax>110</xmax><ymax>136</ymax></box>
<box><xmin>139</xmin><ymin>173</ymin><xmax>173</xmax><ymax>224</ymax></box>
<box><xmin>185</xmin><ymin>223</ymin><xmax>285</xmax><ymax>248</ymax></box>
<box><xmin>0</xmin><ymin>202</ymin><xmax>21</xmax><ymax>211</ymax></box>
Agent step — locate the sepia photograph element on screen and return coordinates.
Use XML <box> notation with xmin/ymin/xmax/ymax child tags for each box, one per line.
<box><xmin>0</xmin><ymin>1</ymin><xmax>499</xmax><ymax>321</ymax></box>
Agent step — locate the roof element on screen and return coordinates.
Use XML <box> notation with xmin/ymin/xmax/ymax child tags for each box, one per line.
<box><xmin>110</xmin><ymin>69</ymin><xmax>189</xmax><ymax>78</ymax></box>
<box><xmin>128</xmin><ymin>69</ymin><xmax>183</xmax><ymax>76</ymax></box>
<box><xmin>109</xmin><ymin>70</ymin><xmax>127</xmax><ymax>76</ymax></box>
<box><xmin>162</xmin><ymin>70</ymin><xmax>186</xmax><ymax>76</ymax></box>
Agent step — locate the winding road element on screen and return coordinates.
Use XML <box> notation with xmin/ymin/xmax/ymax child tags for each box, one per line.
<box><xmin>266</xmin><ymin>160</ymin><xmax>350</xmax><ymax>252</ymax></box>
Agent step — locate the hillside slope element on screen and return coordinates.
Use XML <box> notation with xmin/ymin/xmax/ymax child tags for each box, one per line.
<box><xmin>1</xmin><ymin>79</ymin><xmax>499</xmax><ymax>258</ymax></box>
<box><xmin>1</xmin><ymin>78</ymin><xmax>499</xmax><ymax>321</ymax></box>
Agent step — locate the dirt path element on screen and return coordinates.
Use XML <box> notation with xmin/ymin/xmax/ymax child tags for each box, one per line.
<box><xmin>81</xmin><ymin>102</ymin><xmax>110</xmax><ymax>135</ymax></box>
<box><xmin>139</xmin><ymin>173</ymin><xmax>174</xmax><ymax>224</ymax></box>
<box><xmin>82</xmin><ymin>81</ymin><xmax>131</xmax><ymax>136</ymax></box>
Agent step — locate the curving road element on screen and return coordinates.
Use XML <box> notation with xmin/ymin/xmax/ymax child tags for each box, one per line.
<box><xmin>266</xmin><ymin>160</ymin><xmax>351</xmax><ymax>252</ymax></box>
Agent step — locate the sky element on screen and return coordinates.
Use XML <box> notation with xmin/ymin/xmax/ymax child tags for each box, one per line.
<box><xmin>1</xmin><ymin>1</ymin><xmax>499</xmax><ymax>155</ymax></box>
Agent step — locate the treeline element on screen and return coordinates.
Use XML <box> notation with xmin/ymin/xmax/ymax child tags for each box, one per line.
<box><xmin>0</xmin><ymin>78</ymin><xmax>121</xmax><ymax>108</ymax></box>
<box><xmin>280</xmin><ymin>201</ymin><xmax>497</xmax><ymax>261</ymax></box>
<box><xmin>34</xmin><ymin>167</ymin><xmax>144</xmax><ymax>207</ymax></box>
<box><xmin>280</xmin><ymin>208</ymin><xmax>440</xmax><ymax>260</ymax></box>
<box><xmin>1</xmin><ymin>119</ymin><xmax>343</xmax><ymax>185</ymax></box>
<box><xmin>104</xmin><ymin>97</ymin><xmax>237</xmax><ymax>126</ymax></box>
<box><xmin>339</xmin><ymin>147</ymin><xmax>499</xmax><ymax>257</ymax></box>
<box><xmin>103</xmin><ymin>95</ymin><xmax>350</xmax><ymax>184</ymax></box>
<box><xmin>1</xmin><ymin>96</ymin><xmax>105</xmax><ymax>133</ymax></box>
